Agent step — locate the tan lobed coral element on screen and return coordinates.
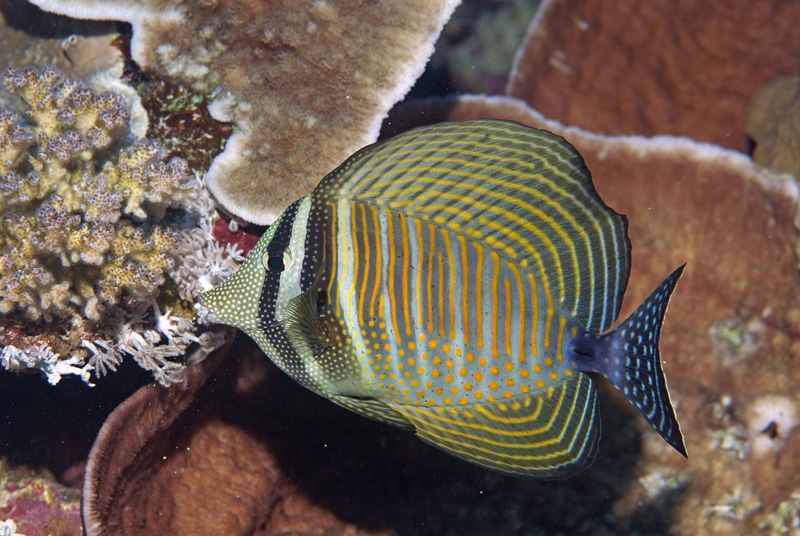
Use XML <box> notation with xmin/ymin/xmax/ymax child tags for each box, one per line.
<box><xmin>746</xmin><ymin>41</ymin><xmax>800</xmax><ymax>180</ymax></box>
<box><xmin>28</xmin><ymin>0</ymin><xmax>461</xmax><ymax>224</ymax></box>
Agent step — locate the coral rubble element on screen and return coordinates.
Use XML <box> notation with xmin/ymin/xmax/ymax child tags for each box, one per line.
<box><xmin>0</xmin><ymin>457</ymin><xmax>82</xmax><ymax>536</ymax></box>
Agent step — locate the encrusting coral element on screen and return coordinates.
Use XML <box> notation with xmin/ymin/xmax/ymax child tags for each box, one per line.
<box><xmin>507</xmin><ymin>0</ymin><xmax>800</xmax><ymax>151</ymax></box>
<box><xmin>0</xmin><ymin>67</ymin><xmax>234</xmax><ymax>385</ymax></box>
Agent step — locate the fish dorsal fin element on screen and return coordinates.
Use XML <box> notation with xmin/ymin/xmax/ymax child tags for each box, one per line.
<box><xmin>329</xmin><ymin>394</ymin><xmax>414</xmax><ymax>430</ymax></box>
<box><xmin>314</xmin><ymin>119</ymin><xmax>630</xmax><ymax>334</ymax></box>
<box><xmin>390</xmin><ymin>374</ymin><xmax>600</xmax><ymax>478</ymax></box>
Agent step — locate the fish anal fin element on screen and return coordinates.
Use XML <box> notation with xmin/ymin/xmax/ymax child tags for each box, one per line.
<box><xmin>391</xmin><ymin>375</ymin><xmax>600</xmax><ymax>478</ymax></box>
<box><xmin>330</xmin><ymin>395</ymin><xmax>413</xmax><ymax>430</ymax></box>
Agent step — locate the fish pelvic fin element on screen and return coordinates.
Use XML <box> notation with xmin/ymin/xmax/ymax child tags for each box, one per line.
<box><xmin>391</xmin><ymin>375</ymin><xmax>600</xmax><ymax>478</ymax></box>
<box><xmin>573</xmin><ymin>265</ymin><xmax>687</xmax><ymax>457</ymax></box>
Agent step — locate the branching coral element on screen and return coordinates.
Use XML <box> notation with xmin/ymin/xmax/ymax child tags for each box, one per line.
<box><xmin>0</xmin><ymin>67</ymin><xmax>232</xmax><ymax>385</ymax></box>
<box><xmin>0</xmin><ymin>67</ymin><xmax>197</xmax><ymax>322</ymax></box>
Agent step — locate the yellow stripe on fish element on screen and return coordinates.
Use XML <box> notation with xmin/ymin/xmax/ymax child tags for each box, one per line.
<box><xmin>199</xmin><ymin>119</ymin><xmax>687</xmax><ymax>478</ymax></box>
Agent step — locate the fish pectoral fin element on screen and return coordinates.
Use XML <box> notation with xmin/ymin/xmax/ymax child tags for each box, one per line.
<box><xmin>329</xmin><ymin>394</ymin><xmax>414</xmax><ymax>430</ymax></box>
<box><xmin>390</xmin><ymin>375</ymin><xmax>600</xmax><ymax>478</ymax></box>
<box><xmin>282</xmin><ymin>286</ymin><xmax>334</xmax><ymax>362</ymax></box>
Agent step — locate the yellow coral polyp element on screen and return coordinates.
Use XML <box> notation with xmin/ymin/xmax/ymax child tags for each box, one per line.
<box><xmin>0</xmin><ymin>67</ymin><xmax>198</xmax><ymax>323</ymax></box>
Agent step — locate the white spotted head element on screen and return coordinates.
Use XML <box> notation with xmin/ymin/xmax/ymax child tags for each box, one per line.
<box><xmin>198</xmin><ymin>196</ymin><xmax>316</xmax><ymax>355</ymax></box>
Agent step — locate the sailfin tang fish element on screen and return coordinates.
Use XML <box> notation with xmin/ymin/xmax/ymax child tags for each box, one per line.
<box><xmin>199</xmin><ymin>119</ymin><xmax>686</xmax><ymax>478</ymax></box>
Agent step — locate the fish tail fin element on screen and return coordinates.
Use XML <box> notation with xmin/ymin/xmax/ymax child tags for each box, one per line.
<box><xmin>609</xmin><ymin>265</ymin><xmax>687</xmax><ymax>456</ymax></box>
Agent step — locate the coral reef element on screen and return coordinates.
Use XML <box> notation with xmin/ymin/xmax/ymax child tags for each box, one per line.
<box><xmin>90</xmin><ymin>91</ymin><xmax>800</xmax><ymax>535</ymax></box>
<box><xmin>0</xmin><ymin>457</ymin><xmax>82</xmax><ymax>536</ymax></box>
<box><xmin>0</xmin><ymin>67</ymin><xmax>232</xmax><ymax>385</ymax></box>
<box><xmin>82</xmin><ymin>6</ymin><xmax>800</xmax><ymax>531</ymax></box>
<box><xmin>6</xmin><ymin>1</ymin><xmax>800</xmax><ymax>534</ymax></box>
<box><xmin>29</xmin><ymin>0</ymin><xmax>461</xmax><ymax>225</ymax></box>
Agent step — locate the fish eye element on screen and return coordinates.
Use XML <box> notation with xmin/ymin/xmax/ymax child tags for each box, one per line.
<box><xmin>262</xmin><ymin>250</ymin><xmax>292</xmax><ymax>273</ymax></box>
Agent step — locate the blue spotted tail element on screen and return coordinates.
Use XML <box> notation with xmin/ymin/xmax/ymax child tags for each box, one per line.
<box><xmin>573</xmin><ymin>265</ymin><xmax>687</xmax><ymax>457</ymax></box>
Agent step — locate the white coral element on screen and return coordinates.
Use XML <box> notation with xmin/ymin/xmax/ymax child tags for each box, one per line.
<box><xmin>1</xmin><ymin>343</ymin><xmax>92</xmax><ymax>385</ymax></box>
<box><xmin>745</xmin><ymin>394</ymin><xmax>799</xmax><ymax>457</ymax></box>
<box><xmin>170</xmin><ymin>172</ymin><xmax>245</xmax><ymax>301</ymax></box>
<box><xmin>2</xmin><ymin>292</ymin><xmax>226</xmax><ymax>387</ymax></box>
<box><xmin>0</xmin><ymin>519</ymin><xmax>23</xmax><ymax>536</ymax></box>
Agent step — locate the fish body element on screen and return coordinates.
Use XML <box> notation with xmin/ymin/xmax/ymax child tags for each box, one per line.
<box><xmin>199</xmin><ymin>120</ymin><xmax>686</xmax><ymax>477</ymax></box>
